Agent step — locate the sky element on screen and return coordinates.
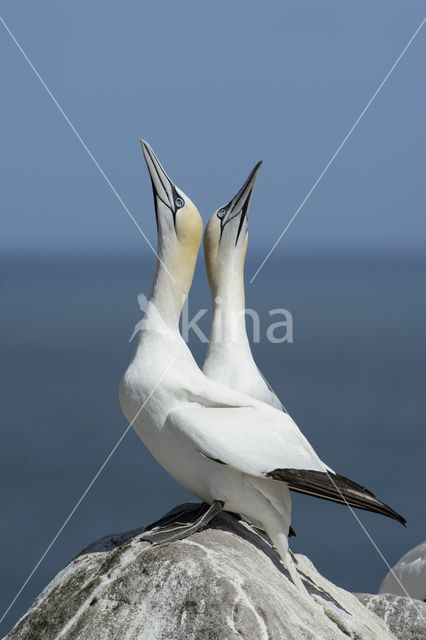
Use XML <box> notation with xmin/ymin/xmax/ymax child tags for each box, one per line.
<box><xmin>1</xmin><ymin>1</ymin><xmax>425</xmax><ymax>261</ymax></box>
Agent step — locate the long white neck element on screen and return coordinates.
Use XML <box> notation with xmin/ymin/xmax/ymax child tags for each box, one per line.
<box><xmin>204</xmin><ymin>256</ymin><xmax>283</xmax><ymax>411</ymax></box>
<box><xmin>143</xmin><ymin>230</ymin><xmax>200</xmax><ymax>334</ymax></box>
<box><xmin>149</xmin><ymin>260</ymin><xmax>186</xmax><ymax>330</ymax></box>
<box><xmin>208</xmin><ymin>268</ymin><xmax>250</xmax><ymax>347</ymax></box>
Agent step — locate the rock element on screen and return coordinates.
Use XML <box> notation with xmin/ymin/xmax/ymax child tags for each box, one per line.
<box><xmin>6</xmin><ymin>504</ymin><xmax>398</xmax><ymax>640</ymax></box>
<box><xmin>356</xmin><ymin>593</ymin><xmax>426</xmax><ymax>640</ymax></box>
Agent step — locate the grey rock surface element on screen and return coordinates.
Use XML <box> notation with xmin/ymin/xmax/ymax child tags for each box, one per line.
<box><xmin>356</xmin><ymin>592</ymin><xmax>426</xmax><ymax>640</ymax></box>
<box><xmin>6</xmin><ymin>505</ymin><xmax>398</xmax><ymax>640</ymax></box>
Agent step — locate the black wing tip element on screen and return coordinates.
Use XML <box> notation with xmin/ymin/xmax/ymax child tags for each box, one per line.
<box><xmin>392</xmin><ymin>509</ymin><xmax>407</xmax><ymax>527</ymax></box>
<box><xmin>332</xmin><ymin>472</ymin><xmax>407</xmax><ymax>527</ymax></box>
<box><xmin>332</xmin><ymin>471</ymin><xmax>407</xmax><ymax>527</ymax></box>
<box><xmin>268</xmin><ymin>468</ymin><xmax>407</xmax><ymax>527</ymax></box>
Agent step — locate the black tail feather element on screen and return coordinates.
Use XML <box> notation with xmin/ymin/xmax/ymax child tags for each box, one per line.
<box><xmin>267</xmin><ymin>468</ymin><xmax>406</xmax><ymax>527</ymax></box>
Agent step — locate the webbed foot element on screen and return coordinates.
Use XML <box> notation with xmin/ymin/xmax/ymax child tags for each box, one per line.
<box><xmin>139</xmin><ymin>500</ymin><xmax>224</xmax><ymax>545</ymax></box>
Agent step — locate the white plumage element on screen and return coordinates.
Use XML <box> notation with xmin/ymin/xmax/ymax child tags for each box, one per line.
<box><xmin>120</xmin><ymin>141</ymin><xmax>405</xmax><ymax>593</ymax></box>
<box><xmin>379</xmin><ymin>541</ymin><xmax>426</xmax><ymax>600</ymax></box>
<box><xmin>202</xmin><ymin>162</ymin><xmax>282</xmax><ymax>410</ymax></box>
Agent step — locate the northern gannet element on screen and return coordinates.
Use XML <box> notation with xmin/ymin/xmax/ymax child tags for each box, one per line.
<box><xmin>202</xmin><ymin>161</ymin><xmax>282</xmax><ymax>411</ymax></box>
<box><xmin>202</xmin><ymin>162</ymin><xmax>295</xmax><ymax>542</ymax></box>
<box><xmin>120</xmin><ymin>141</ymin><xmax>406</xmax><ymax>592</ymax></box>
<box><xmin>379</xmin><ymin>541</ymin><xmax>426</xmax><ymax>600</ymax></box>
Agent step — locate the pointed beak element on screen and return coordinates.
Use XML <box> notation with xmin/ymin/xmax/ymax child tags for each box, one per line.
<box><xmin>219</xmin><ymin>161</ymin><xmax>262</xmax><ymax>245</ymax></box>
<box><xmin>140</xmin><ymin>140</ymin><xmax>180</xmax><ymax>223</ymax></box>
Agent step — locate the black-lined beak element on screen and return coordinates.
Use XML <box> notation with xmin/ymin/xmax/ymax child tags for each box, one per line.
<box><xmin>140</xmin><ymin>140</ymin><xmax>184</xmax><ymax>228</ymax></box>
<box><xmin>218</xmin><ymin>161</ymin><xmax>262</xmax><ymax>246</ymax></box>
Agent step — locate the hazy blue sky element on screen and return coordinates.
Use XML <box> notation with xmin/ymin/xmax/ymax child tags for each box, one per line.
<box><xmin>1</xmin><ymin>1</ymin><xmax>425</xmax><ymax>259</ymax></box>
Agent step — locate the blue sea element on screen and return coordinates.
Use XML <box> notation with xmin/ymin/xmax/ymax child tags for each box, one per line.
<box><xmin>1</xmin><ymin>252</ymin><xmax>425</xmax><ymax>636</ymax></box>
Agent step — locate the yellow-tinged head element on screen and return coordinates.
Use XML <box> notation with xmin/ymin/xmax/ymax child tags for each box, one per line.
<box><xmin>141</xmin><ymin>140</ymin><xmax>203</xmax><ymax>291</ymax></box>
<box><xmin>204</xmin><ymin>161</ymin><xmax>262</xmax><ymax>294</ymax></box>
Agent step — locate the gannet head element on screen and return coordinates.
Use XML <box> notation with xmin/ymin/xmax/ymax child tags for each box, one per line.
<box><xmin>141</xmin><ymin>140</ymin><xmax>203</xmax><ymax>286</ymax></box>
<box><xmin>204</xmin><ymin>161</ymin><xmax>262</xmax><ymax>290</ymax></box>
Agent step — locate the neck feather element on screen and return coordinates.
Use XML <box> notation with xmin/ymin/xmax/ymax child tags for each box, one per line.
<box><xmin>209</xmin><ymin>268</ymin><xmax>249</xmax><ymax>346</ymax></box>
<box><xmin>148</xmin><ymin>241</ymin><xmax>198</xmax><ymax>330</ymax></box>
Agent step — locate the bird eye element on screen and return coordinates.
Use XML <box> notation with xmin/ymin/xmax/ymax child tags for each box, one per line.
<box><xmin>175</xmin><ymin>197</ymin><xmax>185</xmax><ymax>208</ymax></box>
<box><xmin>217</xmin><ymin>208</ymin><xmax>227</xmax><ymax>219</ymax></box>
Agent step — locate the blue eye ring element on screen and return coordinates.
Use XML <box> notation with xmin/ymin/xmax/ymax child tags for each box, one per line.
<box><xmin>175</xmin><ymin>197</ymin><xmax>185</xmax><ymax>208</ymax></box>
<box><xmin>217</xmin><ymin>208</ymin><xmax>227</xmax><ymax>219</ymax></box>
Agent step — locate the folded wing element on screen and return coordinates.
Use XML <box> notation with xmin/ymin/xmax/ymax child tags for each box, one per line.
<box><xmin>166</xmin><ymin>403</ymin><xmax>406</xmax><ymax>526</ymax></box>
<box><xmin>166</xmin><ymin>404</ymin><xmax>327</xmax><ymax>476</ymax></box>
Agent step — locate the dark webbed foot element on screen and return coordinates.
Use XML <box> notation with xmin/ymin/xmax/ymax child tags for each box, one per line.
<box><xmin>139</xmin><ymin>500</ymin><xmax>224</xmax><ymax>545</ymax></box>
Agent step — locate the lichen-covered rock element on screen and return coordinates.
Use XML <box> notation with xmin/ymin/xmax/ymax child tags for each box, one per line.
<box><xmin>356</xmin><ymin>592</ymin><xmax>426</xmax><ymax>640</ymax></box>
<box><xmin>6</xmin><ymin>506</ymin><xmax>397</xmax><ymax>640</ymax></box>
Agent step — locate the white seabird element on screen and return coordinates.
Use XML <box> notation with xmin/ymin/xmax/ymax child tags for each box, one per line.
<box><xmin>202</xmin><ymin>162</ymin><xmax>297</xmax><ymax>539</ymax></box>
<box><xmin>202</xmin><ymin>161</ymin><xmax>282</xmax><ymax>411</ymax></box>
<box><xmin>119</xmin><ymin>141</ymin><xmax>406</xmax><ymax>592</ymax></box>
<box><xmin>379</xmin><ymin>541</ymin><xmax>426</xmax><ymax>600</ymax></box>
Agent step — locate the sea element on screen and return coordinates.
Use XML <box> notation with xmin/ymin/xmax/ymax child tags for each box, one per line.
<box><xmin>1</xmin><ymin>252</ymin><xmax>425</xmax><ymax>636</ymax></box>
